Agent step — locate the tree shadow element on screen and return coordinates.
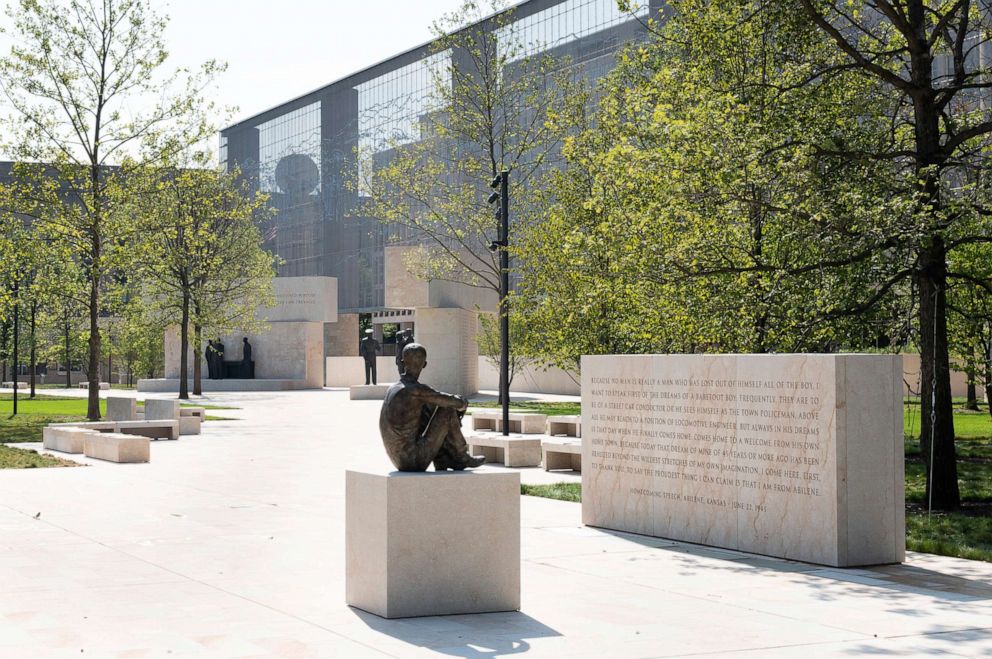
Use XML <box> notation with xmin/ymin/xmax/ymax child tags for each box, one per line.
<box><xmin>349</xmin><ymin>607</ymin><xmax>561</xmax><ymax>658</ymax></box>
<box><xmin>588</xmin><ymin>526</ymin><xmax>992</xmax><ymax>605</ymax></box>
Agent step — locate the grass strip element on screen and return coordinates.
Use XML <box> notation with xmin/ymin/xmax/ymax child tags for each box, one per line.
<box><xmin>0</xmin><ymin>445</ymin><xmax>81</xmax><ymax>469</ymax></box>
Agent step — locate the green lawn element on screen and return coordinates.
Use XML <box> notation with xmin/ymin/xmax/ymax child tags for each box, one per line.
<box><xmin>468</xmin><ymin>400</ymin><xmax>582</xmax><ymax>416</ymax></box>
<box><xmin>0</xmin><ymin>394</ymin><xmax>239</xmax><ymax>446</ymax></box>
<box><xmin>0</xmin><ymin>444</ymin><xmax>81</xmax><ymax>468</ymax></box>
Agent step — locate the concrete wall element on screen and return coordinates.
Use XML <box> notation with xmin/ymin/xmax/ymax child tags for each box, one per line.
<box><xmin>326</xmin><ymin>356</ymin><xmax>398</xmax><ymax>387</ymax></box>
<box><xmin>166</xmin><ymin>321</ymin><xmax>325</xmax><ymax>388</ymax></box>
<box><xmin>384</xmin><ymin>246</ymin><xmax>498</xmax><ymax>312</ymax></box>
<box><xmin>477</xmin><ymin>358</ymin><xmax>581</xmax><ymax>396</ymax></box>
<box><xmin>901</xmin><ymin>354</ymin><xmax>974</xmax><ymax>398</ymax></box>
<box><xmin>414</xmin><ymin>308</ymin><xmax>479</xmax><ymax>397</ymax></box>
<box><xmin>326</xmin><ymin>313</ymin><xmax>360</xmax><ymax>357</ymax></box>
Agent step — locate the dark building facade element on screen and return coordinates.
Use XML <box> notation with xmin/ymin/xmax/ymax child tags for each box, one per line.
<box><xmin>220</xmin><ymin>0</ymin><xmax>664</xmax><ymax>312</ymax></box>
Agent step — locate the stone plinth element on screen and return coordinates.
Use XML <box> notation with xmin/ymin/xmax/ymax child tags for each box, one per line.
<box><xmin>346</xmin><ymin>470</ymin><xmax>520</xmax><ymax>619</ymax></box>
<box><xmin>349</xmin><ymin>384</ymin><xmax>393</xmax><ymax>400</ymax></box>
<box><xmin>179</xmin><ymin>416</ymin><xmax>201</xmax><ymax>436</ymax></box>
<box><xmin>143</xmin><ymin>399</ymin><xmax>179</xmax><ymax>421</ymax></box>
<box><xmin>582</xmin><ymin>354</ymin><xmax>905</xmax><ymax>567</ymax></box>
<box><xmin>543</xmin><ymin>439</ymin><xmax>582</xmax><ymax>472</ymax></box>
<box><xmin>116</xmin><ymin>420</ymin><xmax>178</xmax><ymax>441</ymax></box>
<box><xmin>106</xmin><ymin>397</ymin><xmax>137</xmax><ymax>422</ymax></box>
<box><xmin>471</xmin><ymin>411</ymin><xmax>547</xmax><ymax>435</ymax></box>
<box><xmin>466</xmin><ymin>434</ymin><xmax>542</xmax><ymax>467</ymax></box>
<box><xmin>42</xmin><ymin>427</ymin><xmax>91</xmax><ymax>454</ymax></box>
<box><xmin>326</xmin><ymin>357</ymin><xmax>396</xmax><ymax>388</ymax></box>
<box><xmin>547</xmin><ymin>415</ymin><xmax>582</xmax><ymax>438</ymax></box>
<box><xmin>83</xmin><ymin>432</ymin><xmax>150</xmax><ymax>463</ymax></box>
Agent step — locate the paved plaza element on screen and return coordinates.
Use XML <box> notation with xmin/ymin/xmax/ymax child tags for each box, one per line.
<box><xmin>0</xmin><ymin>388</ymin><xmax>991</xmax><ymax>657</ymax></box>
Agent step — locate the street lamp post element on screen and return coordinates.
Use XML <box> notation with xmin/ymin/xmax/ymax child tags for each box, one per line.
<box><xmin>487</xmin><ymin>170</ymin><xmax>510</xmax><ymax>436</ymax></box>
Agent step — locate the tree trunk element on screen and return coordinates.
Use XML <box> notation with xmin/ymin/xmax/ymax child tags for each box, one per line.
<box><xmin>965</xmin><ymin>350</ymin><xmax>979</xmax><ymax>410</ymax></box>
<box><xmin>193</xmin><ymin>322</ymin><xmax>202</xmax><ymax>396</ymax></box>
<box><xmin>179</xmin><ymin>293</ymin><xmax>190</xmax><ymax>400</ymax></box>
<box><xmin>64</xmin><ymin>319</ymin><xmax>71</xmax><ymax>388</ymax></box>
<box><xmin>916</xmin><ymin>238</ymin><xmax>960</xmax><ymax>510</ymax></box>
<box><xmin>29</xmin><ymin>302</ymin><xmax>36</xmax><ymax>398</ymax></box>
<box><xmin>87</xmin><ymin>270</ymin><xmax>101</xmax><ymax>420</ymax></box>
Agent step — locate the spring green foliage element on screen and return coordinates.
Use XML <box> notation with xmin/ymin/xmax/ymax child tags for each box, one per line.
<box><xmin>130</xmin><ymin>157</ymin><xmax>276</xmax><ymax>397</ymax></box>
<box><xmin>517</xmin><ymin>0</ymin><xmax>992</xmax><ymax>509</ymax></box>
<box><xmin>358</xmin><ymin>0</ymin><xmax>587</xmax><ymax>300</ymax></box>
<box><xmin>0</xmin><ymin>0</ymin><xmax>223</xmax><ymax>418</ymax></box>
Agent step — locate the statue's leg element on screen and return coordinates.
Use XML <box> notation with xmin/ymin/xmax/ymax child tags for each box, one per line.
<box><xmin>431</xmin><ymin>408</ymin><xmax>484</xmax><ymax>469</ymax></box>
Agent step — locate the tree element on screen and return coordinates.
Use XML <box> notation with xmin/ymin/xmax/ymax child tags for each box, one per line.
<box><xmin>0</xmin><ymin>0</ymin><xmax>222</xmax><ymax>418</ymax></box>
<box><xmin>133</xmin><ymin>157</ymin><xmax>275</xmax><ymax>399</ymax></box>
<box><xmin>518</xmin><ymin>2</ymin><xmax>903</xmax><ymax>367</ymax></box>
<box><xmin>477</xmin><ymin>307</ymin><xmax>536</xmax><ymax>390</ymax></box>
<box><xmin>357</xmin><ymin>0</ymin><xmax>587</xmax><ymax>394</ymax></box>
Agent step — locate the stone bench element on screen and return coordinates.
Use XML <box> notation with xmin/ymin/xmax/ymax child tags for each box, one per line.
<box><xmin>466</xmin><ymin>434</ymin><xmax>542</xmax><ymax>468</ymax></box>
<box><xmin>106</xmin><ymin>397</ymin><xmax>137</xmax><ymax>421</ymax></box>
<box><xmin>177</xmin><ymin>407</ymin><xmax>205</xmax><ymax>435</ymax></box>
<box><xmin>542</xmin><ymin>439</ymin><xmax>582</xmax><ymax>472</ymax></box>
<box><xmin>470</xmin><ymin>411</ymin><xmax>547</xmax><ymax>435</ymax></box>
<box><xmin>547</xmin><ymin>415</ymin><xmax>581</xmax><ymax>438</ymax></box>
<box><xmin>49</xmin><ymin>419</ymin><xmax>178</xmax><ymax>441</ymax></box>
<box><xmin>78</xmin><ymin>382</ymin><xmax>110</xmax><ymax>390</ymax></box>
<box><xmin>349</xmin><ymin>384</ymin><xmax>392</xmax><ymax>400</ymax></box>
<box><xmin>83</xmin><ymin>432</ymin><xmax>149</xmax><ymax>463</ymax></box>
<box><xmin>42</xmin><ymin>427</ymin><xmax>92</xmax><ymax>454</ymax></box>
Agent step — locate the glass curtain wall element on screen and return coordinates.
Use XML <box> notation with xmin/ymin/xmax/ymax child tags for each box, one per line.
<box><xmin>221</xmin><ymin>0</ymin><xmax>655</xmax><ymax>310</ymax></box>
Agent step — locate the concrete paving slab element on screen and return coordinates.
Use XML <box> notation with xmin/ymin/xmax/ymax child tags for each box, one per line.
<box><xmin>0</xmin><ymin>387</ymin><xmax>989</xmax><ymax>657</ymax></box>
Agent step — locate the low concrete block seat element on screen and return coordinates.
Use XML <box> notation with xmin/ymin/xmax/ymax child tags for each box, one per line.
<box><xmin>83</xmin><ymin>432</ymin><xmax>149</xmax><ymax>463</ymax></box>
<box><xmin>547</xmin><ymin>415</ymin><xmax>581</xmax><ymax>438</ymax></box>
<box><xmin>78</xmin><ymin>382</ymin><xmax>110</xmax><ymax>390</ymax></box>
<box><xmin>115</xmin><ymin>420</ymin><xmax>179</xmax><ymax>441</ymax></box>
<box><xmin>542</xmin><ymin>438</ymin><xmax>582</xmax><ymax>472</ymax></box>
<box><xmin>466</xmin><ymin>434</ymin><xmax>542</xmax><ymax>467</ymax></box>
<box><xmin>179</xmin><ymin>407</ymin><xmax>206</xmax><ymax>420</ymax></box>
<box><xmin>42</xmin><ymin>426</ymin><xmax>92</xmax><ymax>454</ymax></box>
<box><xmin>49</xmin><ymin>419</ymin><xmax>178</xmax><ymax>441</ymax></box>
<box><xmin>349</xmin><ymin>384</ymin><xmax>392</xmax><ymax>400</ymax></box>
<box><xmin>178</xmin><ymin>416</ymin><xmax>201</xmax><ymax>436</ymax></box>
<box><xmin>106</xmin><ymin>397</ymin><xmax>137</xmax><ymax>421</ymax></box>
<box><xmin>470</xmin><ymin>410</ymin><xmax>547</xmax><ymax>434</ymax></box>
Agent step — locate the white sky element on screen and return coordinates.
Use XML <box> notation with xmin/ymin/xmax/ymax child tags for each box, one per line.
<box><xmin>163</xmin><ymin>0</ymin><xmax>468</xmax><ymax>127</ymax></box>
<box><xmin>0</xmin><ymin>0</ymin><xmax>470</xmax><ymax>155</ymax></box>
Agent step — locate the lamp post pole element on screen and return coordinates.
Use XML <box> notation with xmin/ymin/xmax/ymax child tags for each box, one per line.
<box><xmin>12</xmin><ymin>280</ymin><xmax>18</xmax><ymax>416</ymax></box>
<box><xmin>488</xmin><ymin>170</ymin><xmax>511</xmax><ymax>436</ymax></box>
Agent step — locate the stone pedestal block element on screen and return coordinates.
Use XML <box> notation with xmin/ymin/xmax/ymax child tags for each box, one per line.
<box><xmin>466</xmin><ymin>434</ymin><xmax>543</xmax><ymax>467</ymax></box>
<box><xmin>346</xmin><ymin>470</ymin><xmax>520</xmax><ymax>619</ymax></box>
<box><xmin>542</xmin><ymin>439</ymin><xmax>582</xmax><ymax>472</ymax></box>
<box><xmin>470</xmin><ymin>411</ymin><xmax>547</xmax><ymax>435</ymax></box>
<box><xmin>349</xmin><ymin>384</ymin><xmax>393</xmax><ymax>400</ymax></box>
<box><xmin>547</xmin><ymin>415</ymin><xmax>582</xmax><ymax>438</ymax></box>
<box><xmin>42</xmin><ymin>427</ymin><xmax>91</xmax><ymax>454</ymax></box>
<box><xmin>106</xmin><ymin>397</ymin><xmax>137</xmax><ymax>421</ymax></box>
<box><xmin>144</xmin><ymin>399</ymin><xmax>180</xmax><ymax>421</ymax></box>
<box><xmin>179</xmin><ymin>416</ymin><xmax>201</xmax><ymax>436</ymax></box>
<box><xmin>83</xmin><ymin>433</ymin><xmax>150</xmax><ymax>463</ymax></box>
<box><xmin>180</xmin><ymin>407</ymin><xmax>206</xmax><ymax>420</ymax></box>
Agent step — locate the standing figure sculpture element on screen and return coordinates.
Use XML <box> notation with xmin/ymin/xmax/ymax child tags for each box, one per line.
<box><xmin>205</xmin><ymin>340</ymin><xmax>217</xmax><ymax>380</ymax></box>
<box><xmin>379</xmin><ymin>343</ymin><xmax>485</xmax><ymax>471</ymax></box>
<box><xmin>214</xmin><ymin>338</ymin><xmax>225</xmax><ymax>380</ymax></box>
<box><xmin>394</xmin><ymin>328</ymin><xmax>414</xmax><ymax>377</ymax></box>
<box><xmin>360</xmin><ymin>329</ymin><xmax>381</xmax><ymax>385</ymax></box>
<box><xmin>242</xmin><ymin>337</ymin><xmax>254</xmax><ymax>379</ymax></box>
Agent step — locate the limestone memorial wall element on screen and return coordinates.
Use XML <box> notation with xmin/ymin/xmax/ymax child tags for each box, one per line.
<box><xmin>581</xmin><ymin>354</ymin><xmax>905</xmax><ymax>567</ymax></box>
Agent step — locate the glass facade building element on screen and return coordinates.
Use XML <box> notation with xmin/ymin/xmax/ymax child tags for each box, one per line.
<box><xmin>221</xmin><ymin>0</ymin><xmax>664</xmax><ymax>312</ymax></box>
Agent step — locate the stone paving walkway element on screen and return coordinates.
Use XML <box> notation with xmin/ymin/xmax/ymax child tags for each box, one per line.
<box><xmin>0</xmin><ymin>388</ymin><xmax>990</xmax><ymax>657</ymax></box>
